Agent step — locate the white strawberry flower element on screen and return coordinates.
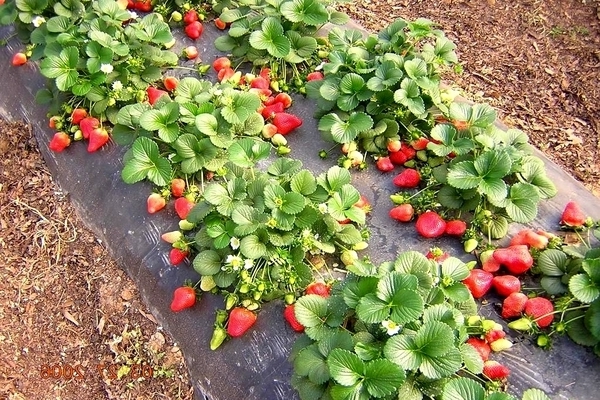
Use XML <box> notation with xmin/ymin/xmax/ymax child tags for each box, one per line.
<box><xmin>100</xmin><ymin>64</ymin><xmax>114</xmax><ymax>74</ymax></box>
<box><xmin>230</xmin><ymin>237</ymin><xmax>240</xmax><ymax>250</ymax></box>
<box><xmin>382</xmin><ymin>320</ymin><xmax>401</xmax><ymax>335</ymax></box>
<box><xmin>243</xmin><ymin>259</ymin><xmax>253</xmax><ymax>270</ymax></box>
<box><xmin>112</xmin><ymin>80</ymin><xmax>123</xmax><ymax>91</ymax></box>
<box><xmin>32</xmin><ymin>16</ymin><xmax>46</xmax><ymax>27</ymax></box>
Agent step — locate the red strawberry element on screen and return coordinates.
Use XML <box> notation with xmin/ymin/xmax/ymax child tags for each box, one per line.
<box><xmin>183</xmin><ymin>9</ymin><xmax>198</xmax><ymax>25</ymax></box>
<box><xmin>212</xmin><ymin>56</ymin><xmax>231</xmax><ymax>72</ymax></box>
<box><xmin>426</xmin><ymin>247</ymin><xmax>449</xmax><ymax>263</ymax></box>
<box><xmin>466</xmin><ymin>337</ymin><xmax>491</xmax><ymax>362</ymax></box>
<box><xmin>227</xmin><ymin>307</ymin><xmax>257</xmax><ymax>337</ymax></box>
<box><xmin>306</xmin><ymin>71</ymin><xmax>324</xmax><ymax>81</ymax></box>
<box><xmin>48</xmin><ymin>116</ymin><xmax>60</xmax><ymax>129</ymax></box>
<box><xmin>261</xmin><ymin>102</ymin><xmax>285</xmax><ymax>119</ymax></box>
<box><xmin>250</xmin><ymin>76</ymin><xmax>270</xmax><ymax>89</ymax></box>
<box><xmin>389</xmin><ymin>204</ymin><xmax>414</xmax><ymax>222</ymax></box>
<box><xmin>11</xmin><ymin>52</ymin><xmax>27</xmax><ymax>66</ymax></box>
<box><xmin>147</xmin><ymin>87</ymin><xmax>169</xmax><ymax>105</ymax></box>
<box><xmin>376</xmin><ymin>156</ymin><xmax>394</xmax><ymax>172</ymax></box>
<box><xmin>524</xmin><ymin>297</ymin><xmax>554</xmax><ymax>328</ymax></box>
<box><xmin>170</xmin><ymin>286</ymin><xmax>196</xmax><ymax>312</ymax></box>
<box><xmin>393</xmin><ymin>168</ymin><xmax>420</xmax><ymax>188</ymax></box>
<box><xmin>135</xmin><ymin>0</ymin><xmax>152</xmax><ymax>12</ymax></box>
<box><xmin>483</xmin><ymin>360</ymin><xmax>510</xmax><ymax>380</ymax></box>
<box><xmin>71</xmin><ymin>108</ymin><xmax>88</xmax><ymax>125</ymax></box>
<box><xmin>171</xmin><ymin>178</ymin><xmax>185</xmax><ymax>197</ymax></box>
<box><xmin>415</xmin><ymin>211</ymin><xmax>446</xmax><ymax>238</ymax></box>
<box><xmin>493</xmin><ymin>245</ymin><xmax>533</xmax><ymax>274</ymax></box>
<box><xmin>492</xmin><ymin>275</ymin><xmax>521</xmax><ymax>298</ymax></box>
<box><xmin>560</xmin><ymin>201</ymin><xmax>586</xmax><ymax>227</ymax></box>
<box><xmin>272</xmin><ymin>113</ymin><xmax>302</xmax><ymax>135</ymax></box>
<box><xmin>462</xmin><ymin>269</ymin><xmax>493</xmax><ymax>299</ymax></box>
<box><xmin>387</xmin><ymin>139</ymin><xmax>401</xmax><ymax>153</ymax></box>
<box><xmin>501</xmin><ymin>292</ymin><xmax>528</xmax><ymax>319</ymax></box>
<box><xmin>510</xmin><ymin>229</ymin><xmax>548</xmax><ymax>249</ymax></box>
<box><xmin>174</xmin><ymin>197</ymin><xmax>195</xmax><ymax>220</ymax></box>
<box><xmin>305</xmin><ymin>282</ymin><xmax>330</xmax><ymax>297</ymax></box>
<box><xmin>48</xmin><ymin>132</ymin><xmax>71</xmax><ymax>152</ymax></box>
<box><xmin>183</xmin><ymin>45</ymin><xmax>199</xmax><ymax>60</ymax></box>
<box><xmin>411</xmin><ymin>137</ymin><xmax>429</xmax><ymax>150</ymax></box>
<box><xmin>217</xmin><ymin>67</ymin><xmax>235</xmax><ymax>82</ymax></box>
<box><xmin>87</xmin><ymin>127</ymin><xmax>109</xmax><ymax>152</ymax></box>
<box><xmin>184</xmin><ymin>21</ymin><xmax>203</xmax><ymax>40</ymax></box>
<box><xmin>283</xmin><ymin>304</ymin><xmax>304</xmax><ymax>332</ymax></box>
<box><xmin>354</xmin><ymin>195</ymin><xmax>371</xmax><ymax>213</ymax></box>
<box><xmin>79</xmin><ymin>117</ymin><xmax>100</xmax><ymax>139</ymax></box>
<box><xmin>400</xmin><ymin>142</ymin><xmax>416</xmax><ymax>160</ymax></box>
<box><xmin>147</xmin><ymin>193</ymin><xmax>166</xmax><ymax>214</ymax></box>
<box><xmin>274</xmin><ymin>93</ymin><xmax>292</xmax><ymax>109</ymax></box>
<box><xmin>480</xmin><ymin>249</ymin><xmax>501</xmax><ymax>273</ymax></box>
<box><xmin>445</xmin><ymin>220</ymin><xmax>467</xmax><ymax>236</ymax></box>
<box><xmin>163</xmin><ymin>76</ymin><xmax>178</xmax><ymax>91</ymax></box>
<box><xmin>214</xmin><ymin>17</ymin><xmax>227</xmax><ymax>30</ymax></box>
<box><xmin>484</xmin><ymin>327</ymin><xmax>506</xmax><ymax>344</ymax></box>
<box><xmin>259</xmin><ymin>67</ymin><xmax>271</xmax><ymax>81</ymax></box>
<box><xmin>169</xmin><ymin>248</ymin><xmax>189</xmax><ymax>266</ymax></box>
<box><xmin>389</xmin><ymin>150</ymin><xmax>407</xmax><ymax>165</ymax></box>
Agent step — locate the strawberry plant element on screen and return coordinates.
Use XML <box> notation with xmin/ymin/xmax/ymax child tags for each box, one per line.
<box><xmin>179</xmin><ymin>161</ymin><xmax>368</xmax><ymax>347</ymax></box>
<box><xmin>213</xmin><ymin>0</ymin><xmax>346</xmax><ymax>90</ymax></box>
<box><xmin>512</xmin><ymin>223</ymin><xmax>600</xmax><ymax>354</ymax></box>
<box><xmin>289</xmin><ymin>251</ymin><xmax>550</xmax><ymax>400</ymax></box>
<box><xmin>306</xmin><ymin>19</ymin><xmax>458</xmax><ymax>158</ymax></box>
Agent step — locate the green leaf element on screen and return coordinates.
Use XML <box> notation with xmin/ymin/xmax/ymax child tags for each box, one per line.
<box><xmin>363</xmin><ymin>359</ymin><xmax>405</xmax><ymax>397</ymax></box>
<box><xmin>482</xmin><ymin>216</ymin><xmax>509</xmax><ymax>239</ymax></box>
<box><xmin>419</xmin><ymin>347</ymin><xmax>462</xmax><ymax>379</ymax></box>
<box><xmin>384</xmin><ymin>334</ymin><xmax>421</xmax><ymax>370</ymax></box>
<box><xmin>291</xmin><ymin>170</ymin><xmax>317</xmax><ymax>195</ymax></box>
<box><xmin>585</xmin><ymin>300</ymin><xmax>600</xmax><ymax>340</ymax></box>
<box><xmin>429</xmin><ymin>124</ymin><xmax>474</xmax><ymax>156</ymax></box>
<box><xmin>280</xmin><ymin>0</ymin><xmax>329</xmax><ymax>26</ymax></box>
<box><xmin>39</xmin><ymin>46</ymin><xmax>79</xmax><ymax>91</ymax></box>
<box><xmin>442</xmin><ymin>283</ymin><xmax>471</xmax><ymax>303</ymax></box>
<box><xmin>228</xmin><ymin>138</ymin><xmax>270</xmax><ymax>167</ymax></box>
<box><xmin>566</xmin><ymin>310</ymin><xmax>599</xmax><ymax>346</ymax></box>
<box><xmin>503</xmin><ymin>182</ymin><xmax>540</xmax><ymax>223</ymax></box>
<box><xmin>221</xmin><ymin>92</ymin><xmax>261</xmax><ymax>125</ymax></box>
<box><xmin>295</xmin><ymin>294</ymin><xmax>329</xmax><ymax>328</ymax></box>
<box><xmin>367</xmin><ymin>61</ymin><xmax>403</xmax><ymax>91</ymax></box>
<box><xmin>173</xmin><ymin>135</ymin><xmax>217</xmax><ymax>174</ymax></box>
<box><xmin>294</xmin><ymin>344</ymin><xmax>330</xmax><ymax>384</ymax></box>
<box><xmin>404</xmin><ymin>58</ymin><xmax>428</xmax><ymax>79</ymax></box>
<box><xmin>569</xmin><ymin>274</ymin><xmax>600</xmax><ymax>303</ymax></box>
<box><xmin>319</xmin><ymin>166</ymin><xmax>352</xmax><ymax>192</ymax></box>
<box><xmin>459</xmin><ymin>344</ymin><xmax>484</xmax><ymax>375</ymax></box>
<box><xmin>447</xmin><ymin>161</ymin><xmax>481</xmax><ymax>190</ymax></box>
<box><xmin>355</xmin><ymin>293</ymin><xmax>391</xmax><ymax>324</ymax></box>
<box><xmin>441</xmin><ymin>377</ymin><xmax>485</xmax><ymax>400</ymax></box>
<box><xmin>522</xmin><ymin>388</ymin><xmax>551</xmax><ymax>400</ymax></box>
<box><xmin>192</xmin><ymin>250</ymin><xmax>221</xmax><ymax>276</ymax></box>
<box><xmin>441</xmin><ymin>257</ymin><xmax>469</xmax><ymax>281</ymax></box>
<box><xmin>327</xmin><ymin>348</ymin><xmax>364</xmax><ymax>386</ymax></box>
<box><xmin>414</xmin><ymin>321</ymin><xmax>455</xmax><ymax>357</ymax></box>
<box><xmin>322</xmin><ymin>112</ymin><xmax>374</xmax><ymax>143</ymax></box>
<box><xmin>249</xmin><ymin>17</ymin><xmax>290</xmax><ymax>58</ymax></box>
<box><xmin>240</xmin><ymin>235</ymin><xmax>267</xmax><ymax>259</ymax></box>
<box><xmin>121</xmin><ymin>137</ymin><xmax>171</xmax><ymax>186</ymax></box>
<box><xmin>203</xmin><ymin>183</ymin><xmax>230</xmax><ymax>206</ymax></box>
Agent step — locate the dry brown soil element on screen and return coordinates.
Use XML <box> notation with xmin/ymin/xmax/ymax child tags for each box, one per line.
<box><xmin>0</xmin><ymin>0</ymin><xmax>599</xmax><ymax>399</ymax></box>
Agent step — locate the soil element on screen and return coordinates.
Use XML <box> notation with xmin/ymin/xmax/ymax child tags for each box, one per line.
<box><xmin>0</xmin><ymin>121</ymin><xmax>193</xmax><ymax>399</ymax></box>
<box><xmin>0</xmin><ymin>0</ymin><xmax>599</xmax><ymax>399</ymax></box>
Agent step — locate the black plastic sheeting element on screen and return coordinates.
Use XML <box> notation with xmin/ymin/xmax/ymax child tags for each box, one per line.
<box><xmin>1</xmin><ymin>20</ymin><xmax>599</xmax><ymax>400</ymax></box>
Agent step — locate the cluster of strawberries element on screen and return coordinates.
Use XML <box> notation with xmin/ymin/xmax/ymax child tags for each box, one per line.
<box><xmin>48</xmin><ymin>108</ymin><xmax>109</xmax><ymax>153</ymax></box>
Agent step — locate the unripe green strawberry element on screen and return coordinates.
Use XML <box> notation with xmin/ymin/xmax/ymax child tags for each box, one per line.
<box><xmin>490</xmin><ymin>338</ymin><xmax>513</xmax><ymax>352</ymax></box>
<box><xmin>179</xmin><ymin>219</ymin><xmax>195</xmax><ymax>230</ymax></box>
<box><xmin>210</xmin><ymin>327</ymin><xmax>228</xmax><ymax>350</ymax></box>
<box><xmin>200</xmin><ymin>275</ymin><xmax>216</xmax><ymax>291</ymax></box>
<box><xmin>508</xmin><ymin>317</ymin><xmax>534</xmax><ymax>331</ymax></box>
<box><xmin>463</xmin><ymin>238</ymin><xmax>478</xmax><ymax>253</ymax></box>
<box><xmin>341</xmin><ymin>250</ymin><xmax>358</xmax><ymax>266</ymax></box>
